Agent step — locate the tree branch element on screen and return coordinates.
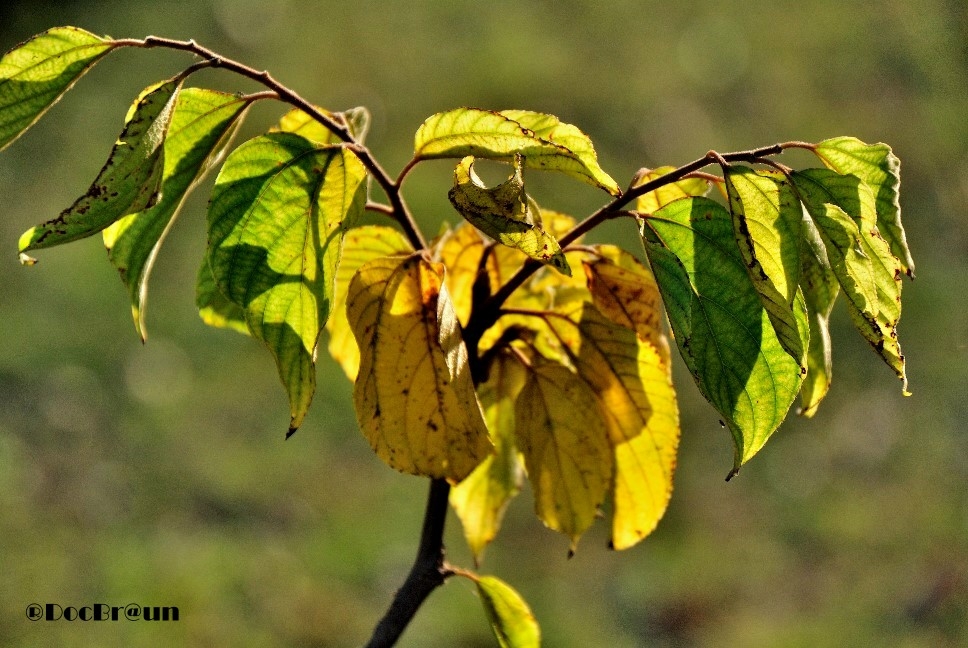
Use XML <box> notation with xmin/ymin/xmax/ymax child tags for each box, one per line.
<box><xmin>365</xmin><ymin>478</ymin><xmax>454</xmax><ymax>647</ymax></box>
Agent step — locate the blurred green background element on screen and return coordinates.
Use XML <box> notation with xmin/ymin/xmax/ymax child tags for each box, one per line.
<box><xmin>1</xmin><ymin>1</ymin><xmax>966</xmax><ymax>646</ymax></box>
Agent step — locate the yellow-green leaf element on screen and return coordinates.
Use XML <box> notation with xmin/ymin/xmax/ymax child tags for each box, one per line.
<box><xmin>103</xmin><ymin>87</ymin><xmax>253</xmax><ymax>339</ymax></box>
<box><xmin>634</xmin><ymin>166</ymin><xmax>710</xmax><ymax>215</ymax></box>
<box><xmin>0</xmin><ymin>26</ymin><xmax>114</xmax><ymax>150</ymax></box>
<box><xmin>473</xmin><ymin>574</ymin><xmax>541</xmax><ymax>648</ymax></box>
<box><xmin>448</xmin><ymin>155</ymin><xmax>570</xmax><ymax>275</ymax></box>
<box><xmin>207</xmin><ymin>133</ymin><xmax>367</xmax><ymax>434</ymax></box>
<box><xmin>641</xmin><ymin>197</ymin><xmax>805</xmax><ymax>471</ymax></box>
<box><xmin>347</xmin><ymin>254</ymin><xmax>492</xmax><ymax>481</ymax></box>
<box><xmin>724</xmin><ymin>166</ymin><xmax>808</xmax><ymax>367</ymax></box>
<box><xmin>797</xmin><ymin>215</ymin><xmax>839</xmax><ymax>417</ymax></box>
<box><xmin>451</xmin><ymin>352</ymin><xmax>526</xmax><ymax>562</ymax></box>
<box><xmin>327</xmin><ymin>225</ymin><xmax>413</xmax><ymax>381</ymax></box>
<box><xmin>415</xmin><ymin>107</ymin><xmax>619</xmax><ymax>195</ymax></box>
<box><xmin>19</xmin><ymin>78</ymin><xmax>180</xmax><ymax>256</ymax></box>
<box><xmin>272</xmin><ymin>104</ymin><xmax>370</xmax><ymax>144</ymax></box>
<box><xmin>515</xmin><ymin>358</ymin><xmax>612</xmax><ymax>549</ymax></box>
<box><xmin>815</xmin><ymin>136</ymin><xmax>914</xmax><ymax>276</ymax></box>
<box><xmin>196</xmin><ymin>258</ymin><xmax>249</xmax><ymax>336</ymax></box>
<box><xmin>793</xmin><ymin>168</ymin><xmax>907</xmax><ymax>392</ymax></box>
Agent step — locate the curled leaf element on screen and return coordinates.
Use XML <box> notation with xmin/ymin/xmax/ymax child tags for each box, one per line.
<box><xmin>472</xmin><ymin>574</ymin><xmax>541</xmax><ymax>648</ymax></box>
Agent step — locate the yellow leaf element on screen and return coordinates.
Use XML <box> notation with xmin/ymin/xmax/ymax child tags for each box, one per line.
<box><xmin>634</xmin><ymin>166</ymin><xmax>710</xmax><ymax>214</ymax></box>
<box><xmin>347</xmin><ymin>254</ymin><xmax>492</xmax><ymax>481</ymax></box>
<box><xmin>435</xmin><ymin>222</ymin><xmax>486</xmax><ymax>326</ymax></box>
<box><xmin>327</xmin><ymin>225</ymin><xmax>413</xmax><ymax>381</ymax></box>
<box><xmin>515</xmin><ymin>358</ymin><xmax>612</xmax><ymax>550</ymax></box>
<box><xmin>450</xmin><ymin>352</ymin><xmax>526</xmax><ymax>562</ymax></box>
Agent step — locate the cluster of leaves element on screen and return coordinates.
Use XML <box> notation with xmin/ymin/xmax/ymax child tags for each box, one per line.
<box><xmin>1</xmin><ymin>27</ymin><xmax>913</xmax><ymax>647</ymax></box>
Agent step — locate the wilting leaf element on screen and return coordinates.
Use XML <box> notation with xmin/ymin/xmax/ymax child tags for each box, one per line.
<box><xmin>272</xmin><ymin>104</ymin><xmax>370</xmax><ymax>145</ymax></box>
<box><xmin>0</xmin><ymin>26</ymin><xmax>114</xmax><ymax>150</ymax></box>
<box><xmin>797</xmin><ymin>215</ymin><xmax>839</xmax><ymax>417</ymax></box>
<box><xmin>515</xmin><ymin>358</ymin><xmax>612</xmax><ymax>549</ymax></box>
<box><xmin>724</xmin><ymin>166</ymin><xmax>808</xmax><ymax>366</ymax></box>
<box><xmin>793</xmin><ymin>168</ymin><xmax>907</xmax><ymax>391</ymax></box>
<box><xmin>436</xmin><ymin>221</ymin><xmax>488</xmax><ymax>326</ymax></box>
<box><xmin>641</xmin><ymin>197</ymin><xmax>805</xmax><ymax>471</ymax></box>
<box><xmin>327</xmin><ymin>225</ymin><xmax>413</xmax><ymax>381</ymax></box>
<box><xmin>19</xmin><ymin>78</ymin><xmax>180</xmax><ymax>257</ymax></box>
<box><xmin>473</xmin><ymin>574</ymin><xmax>541</xmax><ymax>648</ymax></box>
<box><xmin>451</xmin><ymin>352</ymin><xmax>526</xmax><ymax>561</ymax></box>
<box><xmin>449</xmin><ymin>155</ymin><xmax>570</xmax><ymax>275</ymax></box>
<box><xmin>814</xmin><ymin>136</ymin><xmax>914</xmax><ymax>276</ymax></box>
<box><xmin>539</xmin><ymin>304</ymin><xmax>679</xmax><ymax>550</ymax></box>
<box><xmin>415</xmin><ymin>107</ymin><xmax>619</xmax><ymax>195</ymax></box>
<box><xmin>207</xmin><ymin>133</ymin><xmax>367</xmax><ymax>434</ymax></box>
<box><xmin>634</xmin><ymin>166</ymin><xmax>710</xmax><ymax>214</ymax></box>
<box><xmin>103</xmin><ymin>87</ymin><xmax>253</xmax><ymax>339</ymax></box>
<box><xmin>347</xmin><ymin>254</ymin><xmax>491</xmax><ymax>481</ymax></box>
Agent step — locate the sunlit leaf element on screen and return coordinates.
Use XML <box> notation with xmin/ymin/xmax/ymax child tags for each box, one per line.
<box><xmin>724</xmin><ymin>166</ymin><xmax>808</xmax><ymax>366</ymax></box>
<box><xmin>0</xmin><ymin>26</ymin><xmax>114</xmax><ymax>150</ymax></box>
<box><xmin>272</xmin><ymin>104</ymin><xmax>370</xmax><ymax>145</ymax></box>
<box><xmin>793</xmin><ymin>168</ymin><xmax>907</xmax><ymax>391</ymax></box>
<box><xmin>449</xmin><ymin>155</ymin><xmax>570</xmax><ymax>275</ymax></box>
<box><xmin>436</xmin><ymin>221</ymin><xmax>487</xmax><ymax>326</ymax></box>
<box><xmin>19</xmin><ymin>78</ymin><xmax>180</xmax><ymax>257</ymax></box>
<box><xmin>196</xmin><ymin>258</ymin><xmax>249</xmax><ymax>336</ymax></box>
<box><xmin>451</xmin><ymin>352</ymin><xmax>526</xmax><ymax>562</ymax></box>
<box><xmin>797</xmin><ymin>215</ymin><xmax>839</xmax><ymax>417</ymax></box>
<box><xmin>641</xmin><ymin>197</ymin><xmax>805</xmax><ymax>471</ymax></box>
<box><xmin>814</xmin><ymin>136</ymin><xmax>914</xmax><ymax>276</ymax></box>
<box><xmin>415</xmin><ymin>107</ymin><xmax>620</xmax><ymax>195</ymax></box>
<box><xmin>473</xmin><ymin>574</ymin><xmax>541</xmax><ymax>648</ymax></box>
<box><xmin>103</xmin><ymin>88</ymin><xmax>253</xmax><ymax>339</ymax></box>
<box><xmin>207</xmin><ymin>133</ymin><xmax>367</xmax><ymax>434</ymax></box>
<box><xmin>327</xmin><ymin>225</ymin><xmax>413</xmax><ymax>381</ymax></box>
<box><xmin>634</xmin><ymin>166</ymin><xmax>711</xmax><ymax>215</ymax></box>
<box><xmin>515</xmin><ymin>357</ymin><xmax>612</xmax><ymax>549</ymax></box>
<box><xmin>347</xmin><ymin>254</ymin><xmax>491</xmax><ymax>481</ymax></box>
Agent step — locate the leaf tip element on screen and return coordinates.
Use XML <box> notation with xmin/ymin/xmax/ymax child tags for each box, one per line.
<box><xmin>725</xmin><ymin>466</ymin><xmax>740</xmax><ymax>482</ymax></box>
<box><xmin>285</xmin><ymin>426</ymin><xmax>298</xmax><ymax>440</ymax></box>
<box><xmin>18</xmin><ymin>227</ymin><xmax>39</xmax><ymax>254</ymax></box>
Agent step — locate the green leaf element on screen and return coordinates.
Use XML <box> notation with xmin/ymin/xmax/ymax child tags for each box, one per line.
<box><xmin>347</xmin><ymin>254</ymin><xmax>492</xmax><ymax>481</ymax></box>
<box><xmin>18</xmin><ymin>78</ymin><xmax>181</xmax><ymax>257</ymax></box>
<box><xmin>448</xmin><ymin>155</ymin><xmax>571</xmax><ymax>275</ymax></box>
<box><xmin>793</xmin><ymin>168</ymin><xmax>907</xmax><ymax>392</ymax></box>
<box><xmin>815</xmin><ymin>136</ymin><xmax>914</xmax><ymax>276</ymax></box>
<box><xmin>474</xmin><ymin>574</ymin><xmax>541</xmax><ymax>648</ymax></box>
<box><xmin>272</xmin><ymin>104</ymin><xmax>370</xmax><ymax>144</ymax></box>
<box><xmin>196</xmin><ymin>259</ymin><xmax>249</xmax><ymax>336</ymax></box>
<box><xmin>724</xmin><ymin>166</ymin><xmax>808</xmax><ymax>367</ymax></box>
<box><xmin>641</xmin><ymin>197</ymin><xmax>805</xmax><ymax>472</ymax></box>
<box><xmin>415</xmin><ymin>107</ymin><xmax>620</xmax><ymax>195</ymax></box>
<box><xmin>207</xmin><ymin>133</ymin><xmax>367</xmax><ymax>434</ymax></box>
<box><xmin>326</xmin><ymin>225</ymin><xmax>413</xmax><ymax>381</ymax></box>
<box><xmin>797</xmin><ymin>214</ymin><xmax>839</xmax><ymax>417</ymax></box>
<box><xmin>515</xmin><ymin>357</ymin><xmax>612</xmax><ymax>550</ymax></box>
<box><xmin>633</xmin><ymin>166</ymin><xmax>711</xmax><ymax>215</ymax></box>
<box><xmin>103</xmin><ymin>88</ymin><xmax>254</xmax><ymax>339</ymax></box>
<box><xmin>0</xmin><ymin>26</ymin><xmax>114</xmax><ymax>150</ymax></box>
<box><xmin>450</xmin><ymin>351</ymin><xmax>526</xmax><ymax>562</ymax></box>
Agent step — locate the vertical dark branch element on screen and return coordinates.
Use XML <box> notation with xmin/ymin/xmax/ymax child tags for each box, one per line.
<box><xmin>365</xmin><ymin>478</ymin><xmax>453</xmax><ymax>648</ymax></box>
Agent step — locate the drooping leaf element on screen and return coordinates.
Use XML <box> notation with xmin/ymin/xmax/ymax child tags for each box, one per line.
<box><xmin>543</xmin><ymin>304</ymin><xmax>679</xmax><ymax>550</ymax></box>
<box><xmin>448</xmin><ymin>155</ymin><xmax>571</xmax><ymax>275</ymax></box>
<box><xmin>514</xmin><ymin>357</ymin><xmax>612</xmax><ymax>549</ymax></box>
<box><xmin>583</xmin><ymin>244</ymin><xmax>670</xmax><ymax>364</ymax></box>
<box><xmin>436</xmin><ymin>221</ymin><xmax>487</xmax><ymax>326</ymax></box>
<box><xmin>347</xmin><ymin>254</ymin><xmax>491</xmax><ymax>481</ymax></box>
<box><xmin>641</xmin><ymin>197</ymin><xmax>805</xmax><ymax>471</ymax></box>
<box><xmin>326</xmin><ymin>225</ymin><xmax>413</xmax><ymax>381</ymax></box>
<box><xmin>814</xmin><ymin>136</ymin><xmax>914</xmax><ymax>276</ymax></box>
<box><xmin>272</xmin><ymin>104</ymin><xmax>370</xmax><ymax>144</ymax></box>
<box><xmin>19</xmin><ymin>78</ymin><xmax>181</xmax><ymax>257</ymax></box>
<box><xmin>0</xmin><ymin>26</ymin><xmax>114</xmax><ymax>150</ymax></box>
<box><xmin>473</xmin><ymin>574</ymin><xmax>541</xmax><ymax>648</ymax></box>
<box><xmin>797</xmin><ymin>214</ymin><xmax>839</xmax><ymax>417</ymax></box>
<box><xmin>451</xmin><ymin>351</ymin><xmax>526</xmax><ymax>562</ymax></box>
<box><xmin>633</xmin><ymin>166</ymin><xmax>711</xmax><ymax>215</ymax></box>
<box><xmin>207</xmin><ymin>133</ymin><xmax>367</xmax><ymax>434</ymax></box>
<box><xmin>415</xmin><ymin>107</ymin><xmax>620</xmax><ymax>195</ymax></box>
<box><xmin>103</xmin><ymin>87</ymin><xmax>253</xmax><ymax>339</ymax></box>
<box><xmin>724</xmin><ymin>166</ymin><xmax>808</xmax><ymax>367</ymax></box>
<box><xmin>196</xmin><ymin>258</ymin><xmax>249</xmax><ymax>336</ymax></box>
<box><xmin>793</xmin><ymin>168</ymin><xmax>907</xmax><ymax>391</ymax></box>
